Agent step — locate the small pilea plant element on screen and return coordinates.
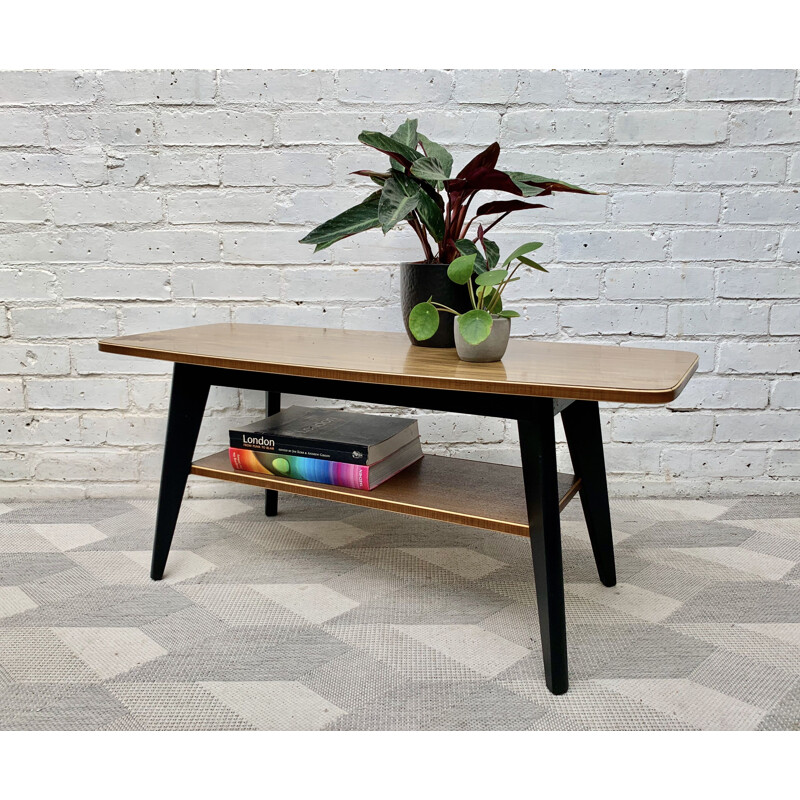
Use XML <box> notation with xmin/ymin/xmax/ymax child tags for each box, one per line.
<box><xmin>408</xmin><ymin>236</ymin><xmax>545</xmax><ymax>345</ymax></box>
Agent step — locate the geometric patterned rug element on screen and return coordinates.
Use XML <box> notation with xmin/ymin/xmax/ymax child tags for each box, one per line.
<box><xmin>1</xmin><ymin>494</ymin><xmax>799</xmax><ymax>731</ymax></box>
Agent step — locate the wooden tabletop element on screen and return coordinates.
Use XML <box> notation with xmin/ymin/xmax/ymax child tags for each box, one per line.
<box><xmin>98</xmin><ymin>323</ymin><xmax>698</xmax><ymax>403</ymax></box>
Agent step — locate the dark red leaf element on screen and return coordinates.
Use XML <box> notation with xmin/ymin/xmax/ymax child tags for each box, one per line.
<box><xmin>456</xmin><ymin>142</ymin><xmax>500</xmax><ymax>180</ymax></box>
<box><xmin>475</xmin><ymin>200</ymin><xmax>550</xmax><ymax>216</ymax></box>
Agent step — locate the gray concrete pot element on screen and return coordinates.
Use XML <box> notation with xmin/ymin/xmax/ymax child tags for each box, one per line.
<box><xmin>454</xmin><ymin>315</ymin><xmax>511</xmax><ymax>362</ymax></box>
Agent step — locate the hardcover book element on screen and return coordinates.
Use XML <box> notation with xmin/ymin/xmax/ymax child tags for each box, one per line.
<box><xmin>229</xmin><ymin>439</ymin><xmax>423</xmax><ymax>491</ymax></box>
<box><xmin>229</xmin><ymin>406</ymin><xmax>420</xmax><ymax>465</ymax></box>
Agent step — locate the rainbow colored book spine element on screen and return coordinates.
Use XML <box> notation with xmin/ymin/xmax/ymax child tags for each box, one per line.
<box><xmin>229</xmin><ymin>447</ymin><xmax>371</xmax><ymax>490</ymax></box>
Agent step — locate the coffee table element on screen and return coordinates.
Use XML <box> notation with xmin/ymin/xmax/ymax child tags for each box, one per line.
<box><xmin>98</xmin><ymin>323</ymin><xmax>697</xmax><ymax>694</ymax></box>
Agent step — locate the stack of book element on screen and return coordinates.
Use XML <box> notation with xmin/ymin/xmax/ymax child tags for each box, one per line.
<box><xmin>228</xmin><ymin>406</ymin><xmax>423</xmax><ymax>491</ymax></box>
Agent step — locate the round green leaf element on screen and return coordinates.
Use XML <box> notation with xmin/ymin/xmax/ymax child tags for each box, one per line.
<box><xmin>447</xmin><ymin>253</ymin><xmax>477</xmax><ymax>285</ymax></box>
<box><xmin>474</xmin><ymin>269</ymin><xmax>508</xmax><ymax>287</ymax></box>
<box><xmin>408</xmin><ymin>302</ymin><xmax>440</xmax><ymax>341</ymax></box>
<box><xmin>457</xmin><ymin>309</ymin><xmax>493</xmax><ymax>345</ymax></box>
<box><xmin>502</xmin><ymin>241</ymin><xmax>543</xmax><ymax>267</ymax></box>
<box><xmin>497</xmin><ymin>309</ymin><xmax>520</xmax><ymax>318</ymax></box>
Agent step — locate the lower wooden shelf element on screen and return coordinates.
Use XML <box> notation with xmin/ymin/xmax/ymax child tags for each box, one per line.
<box><xmin>191</xmin><ymin>451</ymin><xmax>580</xmax><ymax>537</ymax></box>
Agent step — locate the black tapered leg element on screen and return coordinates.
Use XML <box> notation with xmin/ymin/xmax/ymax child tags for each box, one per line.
<box><xmin>518</xmin><ymin>405</ymin><xmax>568</xmax><ymax>695</ymax></box>
<box><xmin>562</xmin><ymin>400</ymin><xmax>616</xmax><ymax>587</ymax></box>
<box><xmin>151</xmin><ymin>363</ymin><xmax>210</xmax><ymax>581</ymax></box>
<box><xmin>264</xmin><ymin>391</ymin><xmax>281</xmax><ymax>517</ymax></box>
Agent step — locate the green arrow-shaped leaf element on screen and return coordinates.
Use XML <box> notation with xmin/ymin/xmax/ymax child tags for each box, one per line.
<box><xmin>455</xmin><ymin>239</ymin><xmax>487</xmax><ymax>273</ymax></box>
<box><xmin>410</xmin><ymin>156</ymin><xmax>449</xmax><ymax>183</ymax></box>
<box><xmin>418</xmin><ymin>133</ymin><xmax>453</xmax><ymax>178</ymax></box>
<box><xmin>378</xmin><ymin>170</ymin><xmax>420</xmax><ymax>233</ymax></box>
<box><xmin>359</xmin><ymin>131</ymin><xmax>420</xmax><ymax>169</ymax></box>
<box><xmin>299</xmin><ymin>192</ymin><xmax>381</xmax><ymax>252</ymax></box>
<box><xmin>416</xmin><ymin>189</ymin><xmax>445</xmax><ymax>243</ymax></box>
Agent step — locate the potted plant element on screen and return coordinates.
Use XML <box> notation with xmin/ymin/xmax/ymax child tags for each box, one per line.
<box><xmin>408</xmin><ymin>238</ymin><xmax>545</xmax><ymax>362</ymax></box>
<box><xmin>299</xmin><ymin>118</ymin><xmax>593</xmax><ymax>348</ymax></box>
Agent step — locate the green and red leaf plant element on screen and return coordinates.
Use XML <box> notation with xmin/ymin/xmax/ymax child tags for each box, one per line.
<box><xmin>299</xmin><ymin>118</ymin><xmax>596</xmax><ymax>264</ymax></box>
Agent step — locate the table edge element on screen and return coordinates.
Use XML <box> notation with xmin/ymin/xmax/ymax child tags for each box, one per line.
<box><xmin>97</xmin><ymin>339</ymin><xmax>699</xmax><ymax>404</ymax></box>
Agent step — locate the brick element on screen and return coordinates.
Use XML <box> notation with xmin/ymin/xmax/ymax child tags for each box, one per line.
<box><xmin>770</xmin><ymin>304</ymin><xmax>799</xmax><ymax>335</ymax></box>
<box><xmin>508</xmin><ymin>304</ymin><xmax>560</xmax><ymax>336</ymax></box>
<box><xmin>453</xmin><ymin>70</ymin><xmax>518</xmax><ymax>104</ymax></box>
<box><xmin>731</xmin><ymin>110</ymin><xmax>800</xmax><ymax>145</ymax></box>
<box><xmin>570</xmin><ymin>69</ymin><xmax>682</xmax><ymax>103</ymax></box>
<box><xmin>0</xmin><ymin>345</ymin><xmax>70</xmax><ymax>375</ymax></box>
<box><xmin>27</xmin><ymin>378</ymin><xmax>128</xmax><ymax>410</ymax></box>
<box><xmin>71</xmin><ymin>342</ymin><xmax>171</xmax><ymax>375</ymax></box>
<box><xmin>58</xmin><ymin>267</ymin><xmax>170</xmax><ymax>301</ymax></box>
<box><xmin>283</xmin><ymin>267</ymin><xmax>391</xmax><ymax>302</ymax></box>
<box><xmin>34</xmin><ymin>450</ymin><xmax>138</xmax><ymax>482</ymax></box>
<box><xmin>503</xmin><ymin>267</ymin><xmax>602</xmax><ymax>300</ymax></box>
<box><xmin>418</xmin><ymin>413</ymin><xmax>505</xmax><ymax>445</ymax></box>
<box><xmin>675</xmin><ymin>151</ymin><xmax>787</xmax><ymax>185</ymax></box>
<box><xmin>506</xmin><ymin>193</ymin><xmax>607</xmax><ymax>224</ymax></box>
<box><xmin>672</xmin><ymin>230</ymin><xmax>779</xmax><ymax>261</ymax></box>
<box><xmin>119</xmin><ymin>304</ymin><xmax>229</xmax><ymax>335</ymax></box>
<box><xmin>605</xmin><ymin>267</ymin><xmax>713</xmax><ymax>300</ymax></box>
<box><xmin>687</xmin><ymin>70</ymin><xmax>796</xmax><ymax>101</ymax></box>
<box><xmin>219</xmin><ymin>70</ymin><xmax>335</xmax><ymax>103</ymax></box>
<box><xmin>0</xmin><ymin>110</ymin><xmax>46</xmax><ymax>145</ymax></box>
<box><xmin>0</xmin><ymin>230</ymin><xmax>106</xmax><ymax>263</ymax></box>
<box><xmin>769</xmin><ymin>447</ymin><xmax>800</xmax><ymax>477</ymax></box>
<box><xmin>109</xmin><ymin>230</ymin><xmax>218</xmax><ymax>263</ymax></box>
<box><xmin>79</xmin><ymin>414</ymin><xmax>166</xmax><ymax>446</ymax></box>
<box><xmin>668</xmin><ymin>377</ymin><xmax>769</xmax><ymax>410</ymax></box>
<box><xmin>717</xmin><ymin>267</ymin><xmax>799</xmax><ymax>298</ymax></box>
<box><xmin>0</xmin><ymin>189</ymin><xmax>47</xmax><ymax>221</ymax></box>
<box><xmin>414</xmin><ymin>111</ymin><xmax>501</xmax><ymax>145</ymax></box>
<box><xmin>668</xmin><ymin>303</ymin><xmax>768</xmax><ymax>336</ymax></box>
<box><xmin>222</xmin><ymin>151</ymin><xmax>331</xmax><ymax>186</ymax></box>
<box><xmin>503</xmin><ymin>110</ymin><xmax>609</xmax><ymax>145</ymax></box>
<box><xmin>275</xmin><ymin>189</ymin><xmax>371</xmax><ymax>225</ymax></box>
<box><xmin>0</xmin><ymin>152</ymin><xmax>106</xmax><ymax>186</ymax></box>
<box><xmin>109</xmin><ymin>152</ymin><xmax>219</xmax><ymax>187</ymax></box>
<box><xmin>342</xmin><ymin>305</ymin><xmax>404</xmax><ymax>333</ymax></box>
<box><xmin>102</xmin><ymin>70</ymin><xmax>215</xmax><ymax>104</ymax></box>
<box><xmin>558</xmin><ymin>230</ymin><xmax>667</xmax><ymax>262</ymax></box>
<box><xmin>612</xmin><ymin>412</ymin><xmax>714</xmax><ymax>442</ymax></box>
<box><xmin>612</xmin><ymin>191</ymin><xmax>720</xmax><ymax>224</ymax></box>
<box><xmin>560</xmin><ymin>303</ymin><xmax>666</xmax><ymax>336</ymax></box>
<box><xmin>615</xmin><ymin>110</ymin><xmax>727</xmax><ymax>145</ymax></box>
<box><xmin>0</xmin><ymin>414</ymin><xmax>81</xmax><ymax>446</ymax></box>
<box><xmin>0</xmin><ymin>71</ymin><xmax>96</xmax><ymax>105</ymax></box>
<box><xmin>782</xmin><ymin>231</ymin><xmax>800</xmax><ymax>262</ymax></box>
<box><xmin>0</xmin><ymin>452</ymin><xmax>31</xmax><ymax>481</ymax></box>
<box><xmin>0</xmin><ymin>269</ymin><xmax>57</xmax><ymax>300</ymax></box>
<box><xmin>235</xmin><ymin>304</ymin><xmax>344</xmax><ymax>328</ymax></box>
<box><xmin>0</xmin><ymin>378</ymin><xmax>24</xmax><ymax>410</ymax></box>
<box><xmin>11</xmin><ymin>306</ymin><xmax>117</xmax><ymax>339</ymax></box>
<box><xmin>725</xmin><ymin>190</ymin><xmax>800</xmax><ymax>224</ymax></box>
<box><xmin>771</xmin><ymin>380</ymin><xmax>800</xmax><ymax>409</ymax></box>
<box><xmin>337</xmin><ymin>70</ymin><xmax>453</xmax><ymax>104</ymax></box>
<box><xmin>51</xmin><ymin>190</ymin><xmax>163</xmax><ymax>225</ymax></box>
<box><xmin>168</xmin><ymin>190</ymin><xmax>277</xmax><ymax>224</ymax></box>
<box><xmin>790</xmin><ymin>154</ymin><xmax>800</xmax><ymax>184</ymax></box>
<box><xmin>715</xmin><ymin>412</ymin><xmax>799</xmax><ymax>442</ymax></box>
<box><xmin>172</xmin><ymin>266</ymin><xmax>281</xmax><ymax>300</ymax></box>
<box><xmin>663</xmin><ymin>447</ymin><xmax>767</xmax><ymax>478</ymax></box>
<box><xmin>47</xmin><ymin>112</ymin><xmax>157</xmax><ymax>148</ymax></box>
<box><xmin>602</xmin><ymin>443</ymin><xmax>662</xmax><ymax>474</ymax></box>
<box><xmin>278</xmin><ymin>112</ymin><xmax>394</xmax><ymax>144</ymax></box>
<box><xmin>718</xmin><ymin>342</ymin><xmax>799</xmax><ymax>374</ymax></box>
<box><xmin>560</xmin><ymin>151</ymin><xmax>674</xmax><ymax>186</ymax></box>
<box><xmin>161</xmin><ymin>110</ymin><xmax>274</xmax><ymax>146</ymax></box>
<box><xmin>222</xmin><ymin>230</ymin><xmax>329</xmax><ymax>265</ymax></box>
<box><xmin>515</xmin><ymin>71</ymin><xmax>569</xmax><ymax>104</ymax></box>
<box><xmin>0</xmin><ymin>307</ymin><xmax>7</xmax><ymax>337</ymax></box>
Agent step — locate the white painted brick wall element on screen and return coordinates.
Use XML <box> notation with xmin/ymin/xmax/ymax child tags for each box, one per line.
<box><xmin>0</xmin><ymin>69</ymin><xmax>797</xmax><ymax>500</ymax></box>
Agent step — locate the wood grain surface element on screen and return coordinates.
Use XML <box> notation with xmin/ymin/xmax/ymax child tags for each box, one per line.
<box><xmin>191</xmin><ymin>451</ymin><xmax>580</xmax><ymax>537</ymax></box>
<box><xmin>99</xmin><ymin>323</ymin><xmax>698</xmax><ymax>403</ymax></box>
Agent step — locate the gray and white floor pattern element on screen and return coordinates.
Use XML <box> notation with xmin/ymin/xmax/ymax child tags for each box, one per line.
<box><xmin>0</xmin><ymin>494</ymin><xmax>798</xmax><ymax>730</ymax></box>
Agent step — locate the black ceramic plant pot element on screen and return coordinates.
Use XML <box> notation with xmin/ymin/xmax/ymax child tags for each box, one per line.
<box><xmin>400</xmin><ymin>262</ymin><xmax>472</xmax><ymax>348</ymax></box>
